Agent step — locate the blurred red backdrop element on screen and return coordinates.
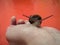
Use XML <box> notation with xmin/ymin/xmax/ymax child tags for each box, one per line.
<box><xmin>0</xmin><ymin>0</ymin><xmax>60</xmax><ymax>45</ymax></box>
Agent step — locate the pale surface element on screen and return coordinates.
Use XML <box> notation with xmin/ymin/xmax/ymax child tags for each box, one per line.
<box><xmin>6</xmin><ymin>24</ymin><xmax>60</xmax><ymax>45</ymax></box>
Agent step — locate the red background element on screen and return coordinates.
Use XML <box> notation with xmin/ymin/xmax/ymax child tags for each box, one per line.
<box><xmin>0</xmin><ymin>0</ymin><xmax>60</xmax><ymax>45</ymax></box>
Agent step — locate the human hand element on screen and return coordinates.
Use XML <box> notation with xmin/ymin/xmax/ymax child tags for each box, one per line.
<box><xmin>6</xmin><ymin>16</ymin><xmax>60</xmax><ymax>45</ymax></box>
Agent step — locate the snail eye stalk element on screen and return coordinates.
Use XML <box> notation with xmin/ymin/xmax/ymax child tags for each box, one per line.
<box><xmin>23</xmin><ymin>14</ymin><xmax>53</xmax><ymax>21</ymax></box>
<box><xmin>42</xmin><ymin>15</ymin><xmax>53</xmax><ymax>21</ymax></box>
<box><xmin>23</xmin><ymin>14</ymin><xmax>29</xmax><ymax>18</ymax></box>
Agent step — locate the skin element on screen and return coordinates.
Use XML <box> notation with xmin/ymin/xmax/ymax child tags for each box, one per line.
<box><xmin>6</xmin><ymin>16</ymin><xmax>60</xmax><ymax>45</ymax></box>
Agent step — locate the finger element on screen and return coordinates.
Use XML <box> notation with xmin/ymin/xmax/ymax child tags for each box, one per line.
<box><xmin>17</xmin><ymin>19</ymin><xmax>25</xmax><ymax>24</ymax></box>
<box><xmin>25</xmin><ymin>20</ymin><xmax>30</xmax><ymax>24</ymax></box>
<box><xmin>10</xmin><ymin>16</ymin><xmax>17</xmax><ymax>25</ymax></box>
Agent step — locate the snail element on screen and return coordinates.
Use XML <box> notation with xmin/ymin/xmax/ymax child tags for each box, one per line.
<box><xmin>23</xmin><ymin>14</ymin><xmax>53</xmax><ymax>27</ymax></box>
